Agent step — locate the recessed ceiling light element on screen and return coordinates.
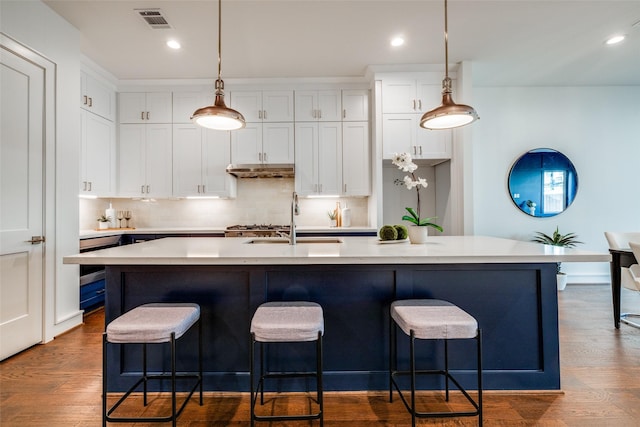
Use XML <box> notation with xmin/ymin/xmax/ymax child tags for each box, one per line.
<box><xmin>391</xmin><ymin>36</ymin><xmax>405</xmax><ymax>47</ymax></box>
<box><xmin>605</xmin><ymin>35</ymin><xmax>625</xmax><ymax>45</ymax></box>
<box><xmin>167</xmin><ymin>39</ymin><xmax>181</xmax><ymax>49</ymax></box>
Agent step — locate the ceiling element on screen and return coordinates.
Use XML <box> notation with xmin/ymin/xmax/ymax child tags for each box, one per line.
<box><xmin>43</xmin><ymin>0</ymin><xmax>640</xmax><ymax>86</ymax></box>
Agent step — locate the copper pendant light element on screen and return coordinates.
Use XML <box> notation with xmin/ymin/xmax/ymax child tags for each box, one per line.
<box><xmin>191</xmin><ymin>0</ymin><xmax>245</xmax><ymax>130</ymax></box>
<box><xmin>420</xmin><ymin>0</ymin><xmax>479</xmax><ymax>130</ymax></box>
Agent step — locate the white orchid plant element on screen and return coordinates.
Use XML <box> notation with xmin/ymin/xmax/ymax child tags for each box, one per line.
<box><xmin>391</xmin><ymin>152</ymin><xmax>443</xmax><ymax>231</ymax></box>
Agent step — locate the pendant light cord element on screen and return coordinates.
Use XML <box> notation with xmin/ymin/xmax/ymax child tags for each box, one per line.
<box><xmin>444</xmin><ymin>0</ymin><xmax>449</xmax><ymax>80</ymax></box>
<box><xmin>215</xmin><ymin>0</ymin><xmax>223</xmax><ymax>93</ymax></box>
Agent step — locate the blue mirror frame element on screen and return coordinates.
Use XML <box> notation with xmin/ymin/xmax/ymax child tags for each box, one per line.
<box><xmin>508</xmin><ymin>148</ymin><xmax>578</xmax><ymax>217</ymax></box>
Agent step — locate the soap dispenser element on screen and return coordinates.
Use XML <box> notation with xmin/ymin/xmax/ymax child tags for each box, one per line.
<box><xmin>341</xmin><ymin>203</ymin><xmax>351</xmax><ymax>228</ymax></box>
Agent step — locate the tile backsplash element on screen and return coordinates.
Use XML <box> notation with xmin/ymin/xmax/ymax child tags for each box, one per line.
<box><xmin>80</xmin><ymin>179</ymin><xmax>369</xmax><ymax>230</ymax></box>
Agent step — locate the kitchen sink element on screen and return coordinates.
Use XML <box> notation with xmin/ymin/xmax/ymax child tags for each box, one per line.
<box><xmin>246</xmin><ymin>237</ymin><xmax>343</xmax><ymax>244</ymax></box>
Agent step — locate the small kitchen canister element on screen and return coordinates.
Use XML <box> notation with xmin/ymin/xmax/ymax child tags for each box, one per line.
<box><xmin>341</xmin><ymin>204</ymin><xmax>351</xmax><ymax>227</ymax></box>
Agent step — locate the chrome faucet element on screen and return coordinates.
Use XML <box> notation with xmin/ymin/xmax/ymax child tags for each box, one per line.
<box><xmin>288</xmin><ymin>191</ymin><xmax>299</xmax><ymax>245</ymax></box>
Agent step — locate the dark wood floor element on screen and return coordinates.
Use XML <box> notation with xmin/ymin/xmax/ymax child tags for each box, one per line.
<box><xmin>2</xmin><ymin>284</ymin><xmax>640</xmax><ymax>426</ymax></box>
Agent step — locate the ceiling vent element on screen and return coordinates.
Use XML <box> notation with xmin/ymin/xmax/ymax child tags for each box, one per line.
<box><xmin>136</xmin><ymin>9</ymin><xmax>171</xmax><ymax>29</ymax></box>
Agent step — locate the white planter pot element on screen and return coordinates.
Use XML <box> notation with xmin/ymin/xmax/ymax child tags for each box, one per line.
<box><xmin>329</xmin><ymin>219</ymin><xmax>337</xmax><ymax>227</ymax></box>
<box><xmin>557</xmin><ymin>273</ymin><xmax>568</xmax><ymax>291</ymax></box>
<box><xmin>98</xmin><ymin>222</ymin><xmax>109</xmax><ymax>230</ymax></box>
<box><xmin>407</xmin><ymin>226</ymin><xmax>428</xmax><ymax>244</ymax></box>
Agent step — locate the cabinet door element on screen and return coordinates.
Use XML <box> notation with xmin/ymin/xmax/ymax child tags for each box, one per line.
<box><xmin>416</xmin><ymin>82</ymin><xmax>442</xmax><ymax>114</ymax></box>
<box><xmin>381</xmin><ymin>81</ymin><xmax>417</xmax><ymax>113</ymax></box>
<box><xmin>262</xmin><ymin>91</ymin><xmax>294</xmax><ymax>122</ymax></box>
<box><xmin>202</xmin><ymin>129</ymin><xmax>235</xmax><ymax>197</ymax></box>
<box><xmin>317</xmin><ymin>90</ymin><xmax>341</xmax><ymax>121</ymax></box>
<box><xmin>118</xmin><ymin>93</ymin><xmax>147</xmax><ymax>123</ymax></box>
<box><xmin>81</xmin><ymin>71</ymin><xmax>115</xmax><ymax>121</ymax></box>
<box><xmin>172</xmin><ymin>124</ymin><xmax>203</xmax><ymax>196</ymax></box>
<box><xmin>262</xmin><ymin>122</ymin><xmax>294</xmax><ymax>164</ymax></box>
<box><xmin>342</xmin><ymin>89</ymin><xmax>369</xmax><ymax>121</ymax></box>
<box><xmin>229</xmin><ymin>91</ymin><xmax>261</xmax><ymax>122</ymax></box>
<box><xmin>294</xmin><ymin>122</ymin><xmax>318</xmax><ymax>195</ymax></box>
<box><xmin>172</xmin><ymin>92</ymin><xmax>208</xmax><ymax>124</ymax></box>
<box><xmin>144</xmin><ymin>124</ymin><xmax>173</xmax><ymax>197</ymax></box>
<box><xmin>118</xmin><ymin>124</ymin><xmax>146</xmax><ymax>196</ymax></box>
<box><xmin>294</xmin><ymin>91</ymin><xmax>317</xmax><ymax>122</ymax></box>
<box><xmin>416</xmin><ymin>127</ymin><xmax>452</xmax><ymax>160</ymax></box>
<box><xmin>317</xmin><ymin>122</ymin><xmax>342</xmax><ymax>195</ymax></box>
<box><xmin>342</xmin><ymin>122</ymin><xmax>370</xmax><ymax>196</ymax></box>
<box><xmin>231</xmin><ymin>123</ymin><xmax>262</xmax><ymax>164</ymax></box>
<box><xmin>81</xmin><ymin>110</ymin><xmax>115</xmax><ymax>195</ymax></box>
<box><xmin>145</xmin><ymin>93</ymin><xmax>172</xmax><ymax>123</ymax></box>
<box><xmin>381</xmin><ymin>114</ymin><xmax>414</xmax><ymax>159</ymax></box>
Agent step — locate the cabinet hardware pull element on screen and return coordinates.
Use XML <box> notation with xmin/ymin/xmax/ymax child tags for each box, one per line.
<box><xmin>25</xmin><ymin>236</ymin><xmax>45</xmax><ymax>244</ymax></box>
<box><xmin>263</xmin><ymin>152</ymin><xmax>267</xmax><ymax>162</ymax></box>
<box><xmin>146</xmin><ymin>112</ymin><xmax>150</xmax><ymax>120</ymax></box>
<box><xmin>318</xmin><ymin>110</ymin><xmax>322</xmax><ymax>119</ymax></box>
<box><xmin>88</xmin><ymin>181</ymin><xmax>92</xmax><ymax>191</ymax></box>
<box><xmin>141</xmin><ymin>112</ymin><xmax>145</xmax><ymax>120</ymax></box>
<box><xmin>263</xmin><ymin>110</ymin><xmax>267</xmax><ymax>120</ymax></box>
<box><xmin>146</xmin><ymin>185</ymin><xmax>150</xmax><ymax>193</ymax></box>
<box><xmin>312</xmin><ymin>110</ymin><xmax>316</xmax><ymax>119</ymax></box>
<box><xmin>202</xmin><ymin>185</ymin><xmax>205</xmax><ymax>193</ymax></box>
<box><xmin>83</xmin><ymin>95</ymin><xmax>88</xmax><ymax>105</ymax></box>
<box><xmin>258</xmin><ymin>152</ymin><xmax>262</xmax><ymax>161</ymax></box>
<box><xmin>412</xmin><ymin>100</ymin><xmax>416</xmax><ymax>110</ymax></box>
<box><xmin>319</xmin><ymin>184</ymin><xmax>323</xmax><ymax>193</ymax></box>
<box><xmin>197</xmin><ymin>185</ymin><xmax>200</xmax><ymax>193</ymax></box>
<box><xmin>95</xmin><ymin>289</ymin><xmax>106</xmax><ymax>295</ymax></box>
<box><xmin>83</xmin><ymin>181</ymin><xmax>87</xmax><ymax>191</ymax></box>
<box><xmin>343</xmin><ymin>109</ymin><xmax>346</xmax><ymax>119</ymax></box>
<box><xmin>419</xmin><ymin>146</ymin><xmax>423</xmax><ymax>155</ymax></box>
<box><xmin>344</xmin><ymin>183</ymin><xmax>347</xmax><ymax>193</ymax></box>
<box><xmin>88</xmin><ymin>97</ymin><xmax>93</xmax><ymax>107</ymax></box>
<box><xmin>258</xmin><ymin>110</ymin><xmax>262</xmax><ymax>120</ymax></box>
<box><xmin>418</xmin><ymin>100</ymin><xmax>422</xmax><ymax>110</ymax></box>
<box><xmin>141</xmin><ymin>185</ymin><xmax>145</xmax><ymax>194</ymax></box>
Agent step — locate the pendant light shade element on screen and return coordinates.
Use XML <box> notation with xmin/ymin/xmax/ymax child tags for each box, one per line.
<box><xmin>191</xmin><ymin>0</ymin><xmax>245</xmax><ymax>130</ymax></box>
<box><xmin>420</xmin><ymin>0</ymin><xmax>478</xmax><ymax>130</ymax></box>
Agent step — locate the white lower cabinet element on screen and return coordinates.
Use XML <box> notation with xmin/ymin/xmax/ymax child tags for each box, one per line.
<box><xmin>118</xmin><ymin>124</ymin><xmax>172</xmax><ymax>198</ymax></box>
<box><xmin>231</xmin><ymin>122</ymin><xmax>294</xmax><ymax>165</ymax></box>
<box><xmin>342</xmin><ymin>121</ymin><xmax>370</xmax><ymax>196</ymax></box>
<box><xmin>295</xmin><ymin>122</ymin><xmax>342</xmax><ymax>196</ymax></box>
<box><xmin>382</xmin><ymin>114</ymin><xmax>451</xmax><ymax>161</ymax></box>
<box><xmin>172</xmin><ymin>124</ymin><xmax>236</xmax><ymax>198</ymax></box>
<box><xmin>80</xmin><ymin>110</ymin><xmax>115</xmax><ymax>196</ymax></box>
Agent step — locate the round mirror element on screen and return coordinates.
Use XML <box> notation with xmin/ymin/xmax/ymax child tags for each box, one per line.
<box><xmin>508</xmin><ymin>148</ymin><xmax>578</xmax><ymax>217</ymax></box>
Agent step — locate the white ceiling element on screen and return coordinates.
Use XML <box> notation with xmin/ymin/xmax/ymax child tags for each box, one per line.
<box><xmin>43</xmin><ymin>0</ymin><xmax>640</xmax><ymax>86</ymax></box>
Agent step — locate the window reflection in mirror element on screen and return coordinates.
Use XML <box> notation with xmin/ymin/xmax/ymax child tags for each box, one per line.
<box><xmin>508</xmin><ymin>148</ymin><xmax>578</xmax><ymax>217</ymax></box>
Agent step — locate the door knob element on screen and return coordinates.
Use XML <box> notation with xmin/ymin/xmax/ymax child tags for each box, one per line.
<box><xmin>26</xmin><ymin>236</ymin><xmax>45</xmax><ymax>244</ymax></box>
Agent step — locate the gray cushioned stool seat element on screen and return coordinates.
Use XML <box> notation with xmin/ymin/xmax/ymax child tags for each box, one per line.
<box><xmin>106</xmin><ymin>303</ymin><xmax>200</xmax><ymax>344</ymax></box>
<box><xmin>391</xmin><ymin>299</ymin><xmax>477</xmax><ymax>340</ymax></box>
<box><xmin>251</xmin><ymin>301</ymin><xmax>324</xmax><ymax>342</ymax></box>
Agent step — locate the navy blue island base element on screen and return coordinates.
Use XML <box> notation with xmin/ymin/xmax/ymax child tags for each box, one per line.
<box><xmin>104</xmin><ymin>262</ymin><xmax>559</xmax><ymax>392</ymax></box>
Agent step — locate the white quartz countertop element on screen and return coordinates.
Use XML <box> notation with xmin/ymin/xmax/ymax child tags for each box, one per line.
<box><xmin>64</xmin><ymin>235</ymin><xmax>610</xmax><ymax>266</ymax></box>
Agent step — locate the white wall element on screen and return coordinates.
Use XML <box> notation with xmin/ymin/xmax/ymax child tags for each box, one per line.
<box><xmin>1</xmin><ymin>1</ymin><xmax>82</xmax><ymax>338</ymax></box>
<box><xmin>472</xmin><ymin>86</ymin><xmax>640</xmax><ymax>283</ymax></box>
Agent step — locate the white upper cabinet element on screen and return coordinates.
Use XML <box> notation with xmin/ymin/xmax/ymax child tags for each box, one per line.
<box><xmin>81</xmin><ymin>71</ymin><xmax>115</xmax><ymax>121</ymax></box>
<box><xmin>172</xmin><ymin>124</ymin><xmax>236</xmax><ymax>198</ymax></box>
<box><xmin>294</xmin><ymin>122</ymin><xmax>342</xmax><ymax>196</ymax></box>
<box><xmin>295</xmin><ymin>90</ymin><xmax>342</xmax><ymax>122</ymax></box>
<box><xmin>381</xmin><ymin>80</ymin><xmax>451</xmax><ymax>161</ymax></box>
<box><xmin>231</xmin><ymin>122</ymin><xmax>294</xmax><ymax>164</ymax></box>
<box><xmin>230</xmin><ymin>90</ymin><xmax>294</xmax><ymax>122</ymax></box>
<box><xmin>80</xmin><ymin>110</ymin><xmax>115</xmax><ymax>196</ymax></box>
<box><xmin>172</xmin><ymin>91</ymin><xmax>210</xmax><ymax>124</ymax></box>
<box><xmin>341</xmin><ymin>89</ymin><xmax>369</xmax><ymax>121</ymax></box>
<box><xmin>342</xmin><ymin>121</ymin><xmax>370</xmax><ymax>196</ymax></box>
<box><xmin>118</xmin><ymin>123</ymin><xmax>173</xmax><ymax>197</ymax></box>
<box><xmin>119</xmin><ymin>92</ymin><xmax>172</xmax><ymax>124</ymax></box>
<box><xmin>381</xmin><ymin>80</ymin><xmax>441</xmax><ymax>114</ymax></box>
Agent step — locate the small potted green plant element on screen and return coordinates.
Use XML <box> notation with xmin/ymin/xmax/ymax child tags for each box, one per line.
<box><xmin>531</xmin><ymin>226</ymin><xmax>582</xmax><ymax>290</ymax></box>
<box><xmin>97</xmin><ymin>214</ymin><xmax>111</xmax><ymax>230</ymax></box>
<box><xmin>327</xmin><ymin>210</ymin><xmax>337</xmax><ymax>227</ymax></box>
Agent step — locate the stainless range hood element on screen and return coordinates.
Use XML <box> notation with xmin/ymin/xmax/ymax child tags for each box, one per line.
<box><xmin>226</xmin><ymin>164</ymin><xmax>295</xmax><ymax>178</ymax></box>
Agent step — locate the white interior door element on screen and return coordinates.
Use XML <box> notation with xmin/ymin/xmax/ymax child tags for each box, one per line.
<box><xmin>0</xmin><ymin>41</ymin><xmax>45</xmax><ymax>360</ymax></box>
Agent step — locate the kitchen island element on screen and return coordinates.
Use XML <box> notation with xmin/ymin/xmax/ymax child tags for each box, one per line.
<box><xmin>64</xmin><ymin>235</ymin><xmax>609</xmax><ymax>392</ymax></box>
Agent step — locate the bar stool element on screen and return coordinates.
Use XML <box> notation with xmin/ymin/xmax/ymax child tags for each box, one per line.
<box><xmin>250</xmin><ymin>301</ymin><xmax>324</xmax><ymax>426</ymax></box>
<box><xmin>390</xmin><ymin>299</ymin><xmax>482</xmax><ymax>427</ymax></box>
<box><xmin>103</xmin><ymin>303</ymin><xmax>203</xmax><ymax>426</ymax></box>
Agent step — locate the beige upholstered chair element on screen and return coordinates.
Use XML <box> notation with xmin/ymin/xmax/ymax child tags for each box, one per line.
<box><xmin>605</xmin><ymin>232</ymin><xmax>640</xmax><ymax>328</ymax></box>
<box><xmin>628</xmin><ymin>241</ymin><xmax>640</xmax><ymax>291</ymax></box>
